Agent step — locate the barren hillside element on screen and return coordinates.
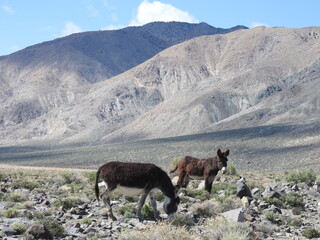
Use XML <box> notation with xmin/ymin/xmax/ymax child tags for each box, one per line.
<box><xmin>0</xmin><ymin>26</ymin><xmax>320</xmax><ymax>146</ymax></box>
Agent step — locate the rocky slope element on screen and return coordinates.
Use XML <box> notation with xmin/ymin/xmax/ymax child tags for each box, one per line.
<box><xmin>1</xmin><ymin>26</ymin><xmax>320</xmax><ymax>146</ymax></box>
<box><xmin>1</xmin><ymin>167</ymin><xmax>320</xmax><ymax>239</ymax></box>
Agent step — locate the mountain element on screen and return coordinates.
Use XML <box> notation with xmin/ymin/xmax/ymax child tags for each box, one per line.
<box><xmin>85</xmin><ymin>26</ymin><xmax>320</xmax><ymax>144</ymax></box>
<box><xmin>0</xmin><ymin>24</ymin><xmax>320</xmax><ymax>146</ymax></box>
<box><xmin>0</xmin><ymin>22</ymin><xmax>246</xmax><ymax>86</ymax></box>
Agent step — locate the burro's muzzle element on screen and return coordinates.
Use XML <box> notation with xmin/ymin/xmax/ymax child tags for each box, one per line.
<box><xmin>163</xmin><ymin>196</ymin><xmax>180</xmax><ymax>215</ymax></box>
<box><xmin>221</xmin><ymin>167</ymin><xmax>227</xmax><ymax>174</ymax></box>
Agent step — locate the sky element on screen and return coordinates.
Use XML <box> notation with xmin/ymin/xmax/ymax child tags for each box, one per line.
<box><xmin>1</xmin><ymin>0</ymin><xmax>320</xmax><ymax>56</ymax></box>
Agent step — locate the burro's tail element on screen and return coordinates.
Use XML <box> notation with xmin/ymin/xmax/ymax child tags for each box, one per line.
<box><xmin>170</xmin><ymin>164</ymin><xmax>178</xmax><ymax>174</ymax></box>
<box><xmin>95</xmin><ymin>167</ymin><xmax>101</xmax><ymax>201</ymax></box>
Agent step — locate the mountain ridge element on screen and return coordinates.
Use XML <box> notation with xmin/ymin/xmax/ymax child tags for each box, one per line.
<box><xmin>0</xmin><ymin>24</ymin><xmax>320</xmax><ymax>146</ymax></box>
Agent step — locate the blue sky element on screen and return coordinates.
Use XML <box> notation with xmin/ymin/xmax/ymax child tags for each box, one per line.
<box><xmin>1</xmin><ymin>0</ymin><xmax>320</xmax><ymax>56</ymax></box>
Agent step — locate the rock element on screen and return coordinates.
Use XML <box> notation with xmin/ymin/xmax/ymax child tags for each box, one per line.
<box><xmin>220</xmin><ymin>208</ymin><xmax>245</xmax><ymax>222</ymax></box>
<box><xmin>259</xmin><ymin>201</ymin><xmax>269</xmax><ymax>209</ymax></box>
<box><xmin>268</xmin><ymin>205</ymin><xmax>282</xmax><ymax>214</ymax></box>
<box><xmin>292</xmin><ymin>184</ymin><xmax>299</xmax><ymax>192</ymax></box>
<box><xmin>2</xmin><ymin>227</ymin><xmax>17</xmax><ymax>237</ymax></box>
<box><xmin>83</xmin><ymin>227</ymin><xmax>98</xmax><ymax>234</ymax></box>
<box><xmin>262</xmin><ymin>186</ymin><xmax>281</xmax><ymax>199</ymax></box>
<box><xmin>24</xmin><ymin>224</ymin><xmax>52</xmax><ymax>239</ymax></box>
<box><xmin>313</xmin><ymin>182</ymin><xmax>320</xmax><ymax>192</ymax></box>
<box><xmin>236</xmin><ymin>178</ymin><xmax>253</xmax><ymax>200</ymax></box>
<box><xmin>41</xmin><ymin>199</ymin><xmax>50</xmax><ymax>206</ymax></box>
<box><xmin>241</xmin><ymin>196</ymin><xmax>250</xmax><ymax>208</ymax></box>
<box><xmin>171</xmin><ymin>176</ymin><xmax>179</xmax><ymax>185</ymax></box>
<box><xmin>197</xmin><ymin>181</ymin><xmax>205</xmax><ymax>190</ymax></box>
<box><xmin>251</xmin><ymin>187</ymin><xmax>261</xmax><ymax>197</ymax></box>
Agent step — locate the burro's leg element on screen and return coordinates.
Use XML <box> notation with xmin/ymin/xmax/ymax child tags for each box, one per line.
<box><xmin>182</xmin><ymin>175</ymin><xmax>190</xmax><ymax>188</ymax></box>
<box><xmin>204</xmin><ymin>175</ymin><xmax>216</xmax><ymax>193</ymax></box>
<box><xmin>101</xmin><ymin>187</ymin><xmax>117</xmax><ymax>221</ymax></box>
<box><xmin>137</xmin><ymin>190</ymin><xmax>149</xmax><ymax>222</ymax></box>
<box><xmin>149</xmin><ymin>191</ymin><xmax>160</xmax><ymax>220</ymax></box>
<box><xmin>176</xmin><ymin>170</ymin><xmax>186</xmax><ymax>189</ymax></box>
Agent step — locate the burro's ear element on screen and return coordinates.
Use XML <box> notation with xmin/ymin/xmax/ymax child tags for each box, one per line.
<box><xmin>224</xmin><ymin>149</ymin><xmax>230</xmax><ymax>157</ymax></box>
<box><xmin>217</xmin><ymin>149</ymin><xmax>222</xmax><ymax>157</ymax></box>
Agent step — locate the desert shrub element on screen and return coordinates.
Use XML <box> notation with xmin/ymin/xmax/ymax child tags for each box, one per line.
<box><xmin>66</xmin><ymin>182</ymin><xmax>83</xmax><ymax>194</ymax></box>
<box><xmin>285</xmin><ymin>170</ymin><xmax>316</xmax><ymax>184</ymax></box>
<box><xmin>287</xmin><ymin>217</ymin><xmax>303</xmax><ymax>227</ymax></box>
<box><xmin>155</xmin><ymin>191</ymin><xmax>165</xmax><ymax>202</ymax></box>
<box><xmin>169</xmin><ymin>157</ymin><xmax>180</xmax><ymax>173</ymax></box>
<box><xmin>21</xmin><ymin>180</ymin><xmax>40</xmax><ymax>190</ymax></box>
<box><xmin>226</xmin><ymin>163</ymin><xmax>237</xmax><ymax>176</ymax></box>
<box><xmin>0</xmin><ymin>172</ymin><xmax>9</xmax><ymax>182</ymax></box>
<box><xmin>211</xmin><ymin>182</ymin><xmax>237</xmax><ymax>197</ymax></box>
<box><xmin>53</xmin><ymin>196</ymin><xmax>87</xmax><ymax>210</ymax></box>
<box><xmin>264</xmin><ymin>211</ymin><xmax>279</xmax><ymax>224</ymax></box>
<box><xmin>59</xmin><ymin>171</ymin><xmax>75</xmax><ymax>184</ymax></box>
<box><xmin>32</xmin><ymin>210</ymin><xmax>53</xmax><ymax>220</ymax></box>
<box><xmin>80</xmin><ymin>217</ymin><xmax>92</xmax><ymax>225</ymax></box>
<box><xmin>169</xmin><ymin>214</ymin><xmax>193</xmax><ymax>229</ymax></box>
<box><xmin>23</xmin><ymin>210</ymin><xmax>34</xmax><ymax>220</ymax></box>
<box><xmin>8</xmin><ymin>193</ymin><xmax>27</xmax><ymax>202</ymax></box>
<box><xmin>11</xmin><ymin>222</ymin><xmax>27</xmax><ymax>234</ymax></box>
<box><xmin>281</xmin><ymin>192</ymin><xmax>304</xmax><ymax>208</ymax></box>
<box><xmin>2</xmin><ymin>207</ymin><xmax>20</xmax><ymax>218</ymax></box>
<box><xmin>111</xmin><ymin>189</ymin><xmax>122</xmax><ymax>201</ymax></box>
<box><xmin>124</xmin><ymin>195</ymin><xmax>139</xmax><ymax>203</ymax></box>
<box><xmin>141</xmin><ymin>203</ymin><xmax>154</xmax><ymax>219</ymax></box>
<box><xmin>186</xmin><ymin>189</ymin><xmax>210</xmax><ymax>201</ymax></box>
<box><xmin>190</xmin><ymin>200</ymin><xmax>218</xmax><ymax>218</ymax></box>
<box><xmin>203</xmin><ymin>216</ymin><xmax>250</xmax><ymax>240</ymax></box>
<box><xmin>23</xmin><ymin>201</ymin><xmax>35</xmax><ymax>209</ymax></box>
<box><xmin>245</xmin><ymin>179</ymin><xmax>265</xmax><ymax>192</ymax></box>
<box><xmin>302</xmin><ymin>227</ymin><xmax>320</xmax><ymax>239</ymax></box>
<box><xmin>84</xmin><ymin>171</ymin><xmax>96</xmax><ymax>182</ymax></box>
<box><xmin>118</xmin><ymin>203</ymin><xmax>136</xmax><ymax>219</ymax></box>
<box><xmin>262</xmin><ymin>197</ymin><xmax>284</xmax><ymax>208</ymax></box>
<box><xmin>119</xmin><ymin>222</ymin><xmax>198</xmax><ymax>240</ymax></box>
<box><xmin>217</xmin><ymin>196</ymin><xmax>242</xmax><ymax>213</ymax></box>
<box><xmin>38</xmin><ymin>218</ymin><xmax>64</xmax><ymax>237</ymax></box>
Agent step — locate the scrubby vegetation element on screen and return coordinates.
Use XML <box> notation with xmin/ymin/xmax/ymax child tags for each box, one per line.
<box><xmin>0</xmin><ymin>166</ymin><xmax>320</xmax><ymax>239</ymax></box>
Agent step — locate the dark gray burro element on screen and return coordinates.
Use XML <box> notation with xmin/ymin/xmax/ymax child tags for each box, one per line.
<box><xmin>95</xmin><ymin>161</ymin><xmax>180</xmax><ymax>221</ymax></box>
<box><xmin>171</xmin><ymin>149</ymin><xmax>230</xmax><ymax>193</ymax></box>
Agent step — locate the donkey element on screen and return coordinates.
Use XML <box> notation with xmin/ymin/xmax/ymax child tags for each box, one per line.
<box><xmin>95</xmin><ymin>161</ymin><xmax>180</xmax><ymax>222</ymax></box>
<box><xmin>170</xmin><ymin>149</ymin><xmax>230</xmax><ymax>193</ymax></box>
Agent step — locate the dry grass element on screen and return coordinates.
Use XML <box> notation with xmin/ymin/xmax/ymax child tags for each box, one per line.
<box><xmin>119</xmin><ymin>222</ymin><xmax>200</xmax><ymax>240</ymax></box>
<box><xmin>203</xmin><ymin>216</ymin><xmax>250</xmax><ymax>240</ymax></box>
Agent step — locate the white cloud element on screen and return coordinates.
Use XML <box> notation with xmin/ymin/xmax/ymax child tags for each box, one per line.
<box><xmin>61</xmin><ymin>22</ymin><xmax>82</xmax><ymax>36</ymax></box>
<box><xmin>130</xmin><ymin>0</ymin><xmax>198</xmax><ymax>26</ymax></box>
<box><xmin>2</xmin><ymin>5</ymin><xmax>14</xmax><ymax>15</ymax></box>
<box><xmin>250</xmin><ymin>22</ymin><xmax>269</xmax><ymax>28</ymax></box>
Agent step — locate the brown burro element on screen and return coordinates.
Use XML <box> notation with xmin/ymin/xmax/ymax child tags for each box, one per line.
<box><xmin>170</xmin><ymin>149</ymin><xmax>230</xmax><ymax>193</ymax></box>
<box><xmin>95</xmin><ymin>161</ymin><xmax>180</xmax><ymax>222</ymax></box>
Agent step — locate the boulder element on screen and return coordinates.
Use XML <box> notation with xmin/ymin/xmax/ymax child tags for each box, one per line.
<box><xmin>220</xmin><ymin>208</ymin><xmax>245</xmax><ymax>222</ymax></box>
<box><xmin>236</xmin><ymin>178</ymin><xmax>253</xmax><ymax>200</ymax></box>
<box><xmin>262</xmin><ymin>186</ymin><xmax>281</xmax><ymax>199</ymax></box>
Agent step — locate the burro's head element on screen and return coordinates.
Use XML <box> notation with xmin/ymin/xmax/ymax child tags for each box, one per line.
<box><xmin>217</xmin><ymin>149</ymin><xmax>230</xmax><ymax>174</ymax></box>
<box><xmin>163</xmin><ymin>195</ymin><xmax>180</xmax><ymax>215</ymax></box>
